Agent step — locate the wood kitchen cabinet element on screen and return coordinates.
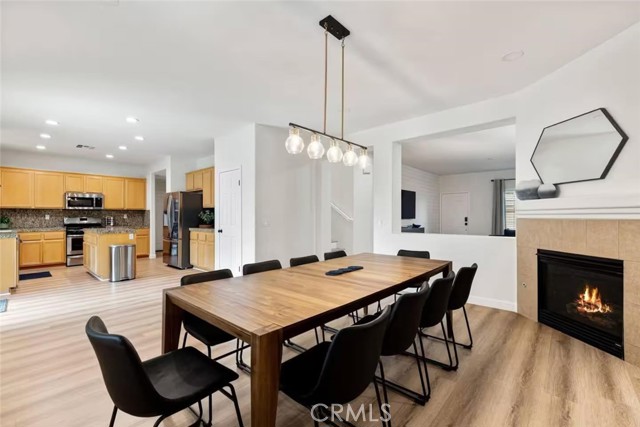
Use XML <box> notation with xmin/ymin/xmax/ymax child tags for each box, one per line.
<box><xmin>125</xmin><ymin>179</ymin><xmax>146</xmax><ymax>210</ymax></box>
<box><xmin>185</xmin><ymin>167</ymin><xmax>214</xmax><ymax>208</ymax></box>
<box><xmin>1</xmin><ymin>168</ymin><xmax>34</xmax><ymax>208</ymax></box>
<box><xmin>189</xmin><ymin>230</ymin><xmax>214</xmax><ymax>270</ymax></box>
<box><xmin>64</xmin><ymin>174</ymin><xmax>85</xmax><ymax>192</ymax></box>
<box><xmin>19</xmin><ymin>231</ymin><xmax>66</xmax><ymax>268</ymax></box>
<box><xmin>34</xmin><ymin>171</ymin><xmax>65</xmax><ymax>208</ymax></box>
<box><xmin>135</xmin><ymin>228</ymin><xmax>150</xmax><ymax>257</ymax></box>
<box><xmin>84</xmin><ymin>175</ymin><xmax>103</xmax><ymax>193</ymax></box>
<box><xmin>103</xmin><ymin>177</ymin><xmax>125</xmax><ymax>210</ymax></box>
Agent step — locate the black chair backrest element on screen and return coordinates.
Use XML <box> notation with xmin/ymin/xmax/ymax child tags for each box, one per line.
<box><xmin>290</xmin><ymin>255</ymin><xmax>319</xmax><ymax>267</ymax></box>
<box><xmin>86</xmin><ymin>316</ymin><xmax>163</xmax><ymax>417</ymax></box>
<box><xmin>181</xmin><ymin>269</ymin><xmax>233</xmax><ymax>286</ymax></box>
<box><xmin>397</xmin><ymin>249</ymin><xmax>431</xmax><ymax>259</ymax></box>
<box><xmin>382</xmin><ymin>284</ymin><xmax>430</xmax><ymax>356</ymax></box>
<box><xmin>311</xmin><ymin>307</ymin><xmax>392</xmax><ymax>405</ymax></box>
<box><xmin>420</xmin><ymin>272</ymin><xmax>455</xmax><ymax>328</ymax></box>
<box><xmin>243</xmin><ymin>259</ymin><xmax>282</xmax><ymax>276</ymax></box>
<box><xmin>448</xmin><ymin>264</ymin><xmax>478</xmax><ymax>311</ymax></box>
<box><xmin>324</xmin><ymin>250</ymin><xmax>347</xmax><ymax>261</ymax></box>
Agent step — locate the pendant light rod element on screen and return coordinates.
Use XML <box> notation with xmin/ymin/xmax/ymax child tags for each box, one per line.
<box><xmin>341</xmin><ymin>37</ymin><xmax>345</xmax><ymax>139</ymax></box>
<box><xmin>289</xmin><ymin>122</ymin><xmax>367</xmax><ymax>151</ymax></box>
<box><xmin>323</xmin><ymin>25</ymin><xmax>328</xmax><ymax>134</ymax></box>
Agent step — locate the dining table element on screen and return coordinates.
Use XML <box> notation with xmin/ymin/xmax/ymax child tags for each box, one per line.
<box><xmin>162</xmin><ymin>252</ymin><xmax>452</xmax><ymax>427</ymax></box>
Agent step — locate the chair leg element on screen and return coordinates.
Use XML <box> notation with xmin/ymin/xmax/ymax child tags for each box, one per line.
<box><xmin>283</xmin><ymin>339</ymin><xmax>307</xmax><ymax>353</ymax></box>
<box><xmin>235</xmin><ymin>339</ymin><xmax>251</xmax><ymax>373</ymax></box>
<box><xmin>462</xmin><ymin>306</ymin><xmax>473</xmax><ymax>349</ymax></box>
<box><xmin>314</xmin><ymin>327</ymin><xmax>320</xmax><ymax>345</ymax></box>
<box><xmin>378</xmin><ymin>362</ymin><xmax>391</xmax><ymax>413</ymax></box>
<box><xmin>182</xmin><ymin>331</ymin><xmax>188</xmax><ymax>348</ymax></box>
<box><xmin>415</xmin><ymin>322</ymin><xmax>458</xmax><ymax>371</ymax></box>
<box><xmin>207</xmin><ymin>346</ymin><xmax>211</xmax><ymax>359</ymax></box>
<box><xmin>413</xmin><ymin>339</ymin><xmax>429</xmax><ymax>403</ymax></box>
<box><xmin>109</xmin><ymin>406</ymin><xmax>117</xmax><ymax>427</ymax></box>
<box><xmin>153</xmin><ymin>414</ymin><xmax>169</xmax><ymax>427</ymax></box>
<box><xmin>227</xmin><ymin>384</ymin><xmax>245</xmax><ymax>427</ymax></box>
<box><xmin>207</xmin><ymin>394</ymin><xmax>213</xmax><ymax>427</ymax></box>
<box><xmin>373</xmin><ymin>378</ymin><xmax>391</xmax><ymax>427</ymax></box>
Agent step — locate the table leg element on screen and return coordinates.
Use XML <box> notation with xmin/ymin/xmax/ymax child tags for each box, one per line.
<box><xmin>162</xmin><ymin>292</ymin><xmax>183</xmax><ymax>353</ymax></box>
<box><xmin>251</xmin><ymin>327</ymin><xmax>283</xmax><ymax>427</ymax></box>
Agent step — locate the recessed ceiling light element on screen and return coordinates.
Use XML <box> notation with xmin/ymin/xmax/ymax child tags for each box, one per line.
<box><xmin>125</xmin><ymin>116</ymin><xmax>139</xmax><ymax>124</ymax></box>
<box><xmin>118</xmin><ymin>145</ymin><xmax>127</xmax><ymax>150</ymax></box>
<box><xmin>36</xmin><ymin>145</ymin><xmax>46</xmax><ymax>150</ymax></box>
<box><xmin>40</xmin><ymin>133</ymin><xmax>52</xmax><ymax>139</ymax></box>
<box><xmin>502</xmin><ymin>50</ymin><xmax>524</xmax><ymax>62</ymax></box>
<box><xmin>45</xmin><ymin>120</ymin><xmax>59</xmax><ymax>126</ymax></box>
<box><xmin>106</xmin><ymin>154</ymin><xmax>114</xmax><ymax>159</ymax></box>
<box><xmin>134</xmin><ymin>136</ymin><xmax>144</xmax><ymax>141</ymax></box>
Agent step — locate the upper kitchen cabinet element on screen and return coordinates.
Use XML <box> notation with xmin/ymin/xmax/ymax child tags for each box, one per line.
<box><xmin>125</xmin><ymin>178</ymin><xmax>146</xmax><ymax>210</ymax></box>
<box><xmin>103</xmin><ymin>177</ymin><xmax>125</xmax><ymax>210</ymax></box>
<box><xmin>185</xmin><ymin>167</ymin><xmax>214</xmax><ymax>208</ymax></box>
<box><xmin>64</xmin><ymin>174</ymin><xmax>85</xmax><ymax>192</ymax></box>
<box><xmin>85</xmin><ymin>175</ymin><xmax>103</xmax><ymax>193</ymax></box>
<box><xmin>34</xmin><ymin>171</ymin><xmax>65</xmax><ymax>208</ymax></box>
<box><xmin>1</xmin><ymin>168</ymin><xmax>34</xmax><ymax>208</ymax></box>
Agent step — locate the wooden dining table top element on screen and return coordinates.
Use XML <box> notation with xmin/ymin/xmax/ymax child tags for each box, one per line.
<box><xmin>163</xmin><ymin>253</ymin><xmax>452</xmax><ymax>342</ymax></box>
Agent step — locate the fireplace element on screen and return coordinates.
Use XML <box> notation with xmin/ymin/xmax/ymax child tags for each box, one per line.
<box><xmin>537</xmin><ymin>249</ymin><xmax>624</xmax><ymax>358</ymax></box>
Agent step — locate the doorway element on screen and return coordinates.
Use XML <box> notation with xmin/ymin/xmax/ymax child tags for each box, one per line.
<box><xmin>440</xmin><ymin>192</ymin><xmax>469</xmax><ymax>234</ymax></box>
<box><xmin>217</xmin><ymin>168</ymin><xmax>242</xmax><ymax>275</ymax></box>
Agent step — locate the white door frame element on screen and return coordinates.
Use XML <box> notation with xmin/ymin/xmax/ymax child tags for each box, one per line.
<box><xmin>215</xmin><ymin>167</ymin><xmax>242</xmax><ymax>273</ymax></box>
<box><xmin>440</xmin><ymin>191</ymin><xmax>470</xmax><ymax>234</ymax></box>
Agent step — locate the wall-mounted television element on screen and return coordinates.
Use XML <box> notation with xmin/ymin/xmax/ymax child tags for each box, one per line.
<box><xmin>401</xmin><ymin>190</ymin><xmax>416</xmax><ymax>220</ymax></box>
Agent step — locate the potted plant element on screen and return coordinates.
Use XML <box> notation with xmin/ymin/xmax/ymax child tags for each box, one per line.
<box><xmin>0</xmin><ymin>214</ymin><xmax>10</xmax><ymax>229</ymax></box>
<box><xmin>198</xmin><ymin>210</ymin><xmax>215</xmax><ymax>229</ymax></box>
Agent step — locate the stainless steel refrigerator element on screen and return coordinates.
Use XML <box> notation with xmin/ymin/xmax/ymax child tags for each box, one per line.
<box><xmin>163</xmin><ymin>191</ymin><xmax>202</xmax><ymax>269</ymax></box>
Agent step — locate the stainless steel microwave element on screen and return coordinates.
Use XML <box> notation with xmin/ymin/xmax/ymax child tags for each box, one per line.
<box><xmin>65</xmin><ymin>192</ymin><xmax>104</xmax><ymax>210</ymax></box>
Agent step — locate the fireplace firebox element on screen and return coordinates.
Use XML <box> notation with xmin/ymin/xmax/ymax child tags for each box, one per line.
<box><xmin>537</xmin><ymin>249</ymin><xmax>623</xmax><ymax>358</ymax></box>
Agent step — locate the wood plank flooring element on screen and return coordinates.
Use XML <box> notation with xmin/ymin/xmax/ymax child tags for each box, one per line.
<box><xmin>2</xmin><ymin>258</ymin><xmax>640</xmax><ymax>427</ymax></box>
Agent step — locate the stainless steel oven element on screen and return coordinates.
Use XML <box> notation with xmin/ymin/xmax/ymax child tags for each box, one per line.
<box><xmin>64</xmin><ymin>217</ymin><xmax>103</xmax><ymax>266</ymax></box>
<box><xmin>65</xmin><ymin>193</ymin><xmax>104</xmax><ymax>210</ymax></box>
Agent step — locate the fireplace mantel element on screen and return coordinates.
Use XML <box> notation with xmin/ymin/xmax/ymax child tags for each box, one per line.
<box><xmin>517</xmin><ymin>218</ymin><xmax>640</xmax><ymax>365</ymax></box>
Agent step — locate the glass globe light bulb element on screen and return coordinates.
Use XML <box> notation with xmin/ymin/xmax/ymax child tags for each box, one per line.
<box><xmin>285</xmin><ymin>128</ymin><xmax>304</xmax><ymax>154</ymax></box>
<box><xmin>307</xmin><ymin>134</ymin><xmax>325</xmax><ymax>159</ymax></box>
<box><xmin>326</xmin><ymin>140</ymin><xmax>343</xmax><ymax>163</ymax></box>
<box><xmin>343</xmin><ymin>145</ymin><xmax>358</xmax><ymax>166</ymax></box>
<box><xmin>358</xmin><ymin>150</ymin><xmax>370</xmax><ymax>169</ymax></box>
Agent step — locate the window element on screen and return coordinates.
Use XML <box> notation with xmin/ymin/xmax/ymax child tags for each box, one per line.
<box><xmin>504</xmin><ymin>186</ymin><xmax>516</xmax><ymax>230</ymax></box>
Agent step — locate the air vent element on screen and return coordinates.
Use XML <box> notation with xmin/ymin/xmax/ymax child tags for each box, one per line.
<box><xmin>76</xmin><ymin>144</ymin><xmax>96</xmax><ymax>150</ymax></box>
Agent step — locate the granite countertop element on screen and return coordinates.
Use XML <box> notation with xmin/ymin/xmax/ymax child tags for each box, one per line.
<box><xmin>189</xmin><ymin>227</ymin><xmax>215</xmax><ymax>233</ymax></box>
<box><xmin>84</xmin><ymin>227</ymin><xmax>137</xmax><ymax>235</ymax></box>
<box><xmin>16</xmin><ymin>227</ymin><xmax>66</xmax><ymax>233</ymax></box>
<box><xmin>0</xmin><ymin>230</ymin><xmax>18</xmax><ymax>239</ymax></box>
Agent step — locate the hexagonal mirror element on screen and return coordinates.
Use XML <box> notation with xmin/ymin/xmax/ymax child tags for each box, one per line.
<box><xmin>530</xmin><ymin>108</ymin><xmax>628</xmax><ymax>185</ymax></box>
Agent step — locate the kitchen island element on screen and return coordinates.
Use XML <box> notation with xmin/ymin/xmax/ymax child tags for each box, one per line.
<box><xmin>83</xmin><ymin>227</ymin><xmax>136</xmax><ymax>281</ymax></box>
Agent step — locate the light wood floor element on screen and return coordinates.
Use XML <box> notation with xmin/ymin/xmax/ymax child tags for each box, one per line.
<box><xmin>2</xmin><ymin>258</ymin><xmax>640</xmax><ymax>427</ymax></box>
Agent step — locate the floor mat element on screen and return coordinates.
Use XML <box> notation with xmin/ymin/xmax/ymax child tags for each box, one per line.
<box><xmin>0</xmin><ymin>299</ymin><xmax>7</xmax><ymax>313</ymax></box>
<box><xmin>19</xmin><ymin>271</ymin><xmax>52</xmax><ymax>281</ymax></box>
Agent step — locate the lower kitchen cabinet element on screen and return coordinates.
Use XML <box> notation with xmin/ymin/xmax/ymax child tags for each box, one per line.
<box><xmin>189</xmin><ymin>230</ymin><xmax>214</xmax><ymax>270</ymax></box>
<box><xmin>135</xmin><ymin>228</ymin><xmax>150</xmax><ymax>257</ymax></box>
<box><xmin>19</xmin><ymin>231</ymin><xmax>66</xmax><ymax>268</ymax></box>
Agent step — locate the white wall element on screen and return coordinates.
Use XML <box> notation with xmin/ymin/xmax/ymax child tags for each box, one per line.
<box><xmin>214</xmin><ymin>124</ymin><xmax>256</xmax><ymax>267</ymax></box>
<box><xmin>254</xmin><ymin>125</ymin><xmax>317</xmax><ymax>266</ymax></box>
<box><xmin>196</xmin><ymin>154</ymin><xmax>215</xmax><ymax>170</ymax></box>
<box><xmin>0</xmin><ymin>148</ymin><xmax>145</xmax><ymax>177</ymax></box>
<box><xmin>352</xmin><ymin>160</ymin><xmax>373</xmax><ymax>254</ymax></box>
<box><xmin>401</xmin><ymin>165</ymin><xmax>440</xmax><ymax>232</ymax></box>
<box><xmin>330</xmin><ymin>162</ymin><xmax>354</xmax><ymax>253</ymax></box>
<box><xmin>439</xmin><ymin>169</ymin><xmax>515</xmax><ymax>235</ymax></box>
<box><xmin>516</xmin><ymin>22</ymin><xmax>640</xmax><ymax>218</ymax></box>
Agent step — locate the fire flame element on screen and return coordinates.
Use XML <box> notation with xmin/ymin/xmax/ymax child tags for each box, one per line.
<box><xmin>577</xmin><ymin>285</ymin><xmax>612</xmax><ymax>314</ymax></box>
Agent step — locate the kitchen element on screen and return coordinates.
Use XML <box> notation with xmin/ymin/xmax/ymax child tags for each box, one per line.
<box><xmin>0</xmin><ymin>164</ymin><xmax>215</xmax><ymax>300</ymax></box>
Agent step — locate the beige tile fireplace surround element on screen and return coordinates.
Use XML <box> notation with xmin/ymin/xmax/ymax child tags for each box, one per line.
<box><xmin>517</xmin><ymin>219</ymin><xmax>640</xmax><ymax>365</ymax></box>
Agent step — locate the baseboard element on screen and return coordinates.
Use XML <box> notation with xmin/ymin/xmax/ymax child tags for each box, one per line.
<box><xmin>468</xmin><ymin>295</ymin><xmax>516</xmax><ymax>312</ymax></box>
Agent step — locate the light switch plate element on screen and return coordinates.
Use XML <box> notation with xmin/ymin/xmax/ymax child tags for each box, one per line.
<box><xmin>45</xmin><ymin>214</ymin><xmax>50</xmax><ymax>220</ymax></box>
<box><xmin>123</xmin><ymin>214</ymin><xmax>128</xmax><ymax>219</ymax></box>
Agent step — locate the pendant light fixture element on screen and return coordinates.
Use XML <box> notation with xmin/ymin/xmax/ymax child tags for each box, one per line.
<box><xmin>285</xmin><ymin>15</ymin><xmax>369</xmax><ymax>170</ymax></box>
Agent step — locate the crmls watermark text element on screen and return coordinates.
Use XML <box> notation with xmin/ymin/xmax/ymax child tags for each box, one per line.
<box><xmin>311</xmin><ymin>403</ymin><xmax>392</xmax><ymax>423</ymax></box>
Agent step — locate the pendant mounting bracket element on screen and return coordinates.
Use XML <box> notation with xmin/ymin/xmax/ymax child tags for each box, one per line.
<box><xmin>319</xmin><ymin>15</ymin><xmax>350</xmax><ymax>40</ymax></box>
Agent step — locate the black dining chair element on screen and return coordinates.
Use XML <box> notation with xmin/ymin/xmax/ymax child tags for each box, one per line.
<box><xmin>290</xmin><ymin>255</ymin><xmax>323</xmax><ymax>344</ymax></box>
<box><xmin>324</xmin><ymin>250</ymin><xmax>347</xmax><ymax>261</ymax></box>
<box><xmin>421</xmin><ymin>264</ymin><xmax>478</xmax><ymax>370</ymax></box>
<box><xmin>280</xmin><ymin>307</ymin><xmax>393</xmax><ymax>427</ymax></box>
<box><xmin>355</xmin><ymin>283</ymin><xmax>431</xmax><ymax>405</ymax></box>
<box><xmin>412</xmin><ymin>272</ymin><xmax>456</xmax><ymax>371</ymax></box>
<box><xmin>386</xmin><ymin>249</ymin><xmax>432</xmax><ymax>306</ymax></box>
<box><xmin>180</xmin><ymin>269</ymin><xmax>251</xmax><ymax>371</ymax></box>
<box><xmin>290</xmin><ymin>254</ymin><xmax>320</xmax><ymax>267</ymax></box>
<box><xmin>242</xmin><ymin>259</ymin><xmax>282</xmax><ymax>275</ymax></box>
<box><xmin>86</xmin><ymin>316</ymin><xmax>244</xmax><ymax>427</ymax></box>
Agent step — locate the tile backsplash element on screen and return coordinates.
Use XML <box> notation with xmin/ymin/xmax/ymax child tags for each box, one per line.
<box><xmin>0</xmin><ymin>209</ymin><xmax>150</xmax><ymax>229</ymax></box>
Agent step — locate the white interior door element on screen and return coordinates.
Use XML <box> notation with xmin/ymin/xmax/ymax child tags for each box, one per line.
<box><xmin>440</xmin><ymin>192</ymin><xmax>469</xmax><ymax>235</ymax></box>
<box><xmin>217</xmin><ymin>168</ymin><xmax>242</xmax><ymax>275</ymax></box>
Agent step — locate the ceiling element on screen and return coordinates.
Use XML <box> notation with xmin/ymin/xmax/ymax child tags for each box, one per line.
<box><xmin>402</xmin><ymin>125</ymin><xmax>516</xmax><ymax>175</ymax></box>
<box><xmin>1</xmin><ymin>2</ymin><xmax>638</xmax><ymax>164</ymax></box>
